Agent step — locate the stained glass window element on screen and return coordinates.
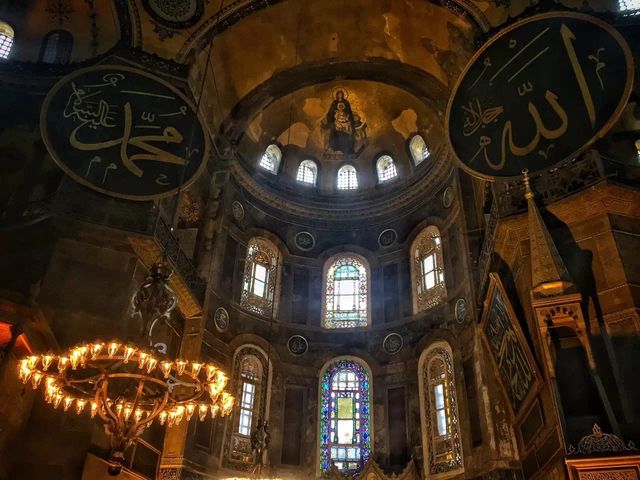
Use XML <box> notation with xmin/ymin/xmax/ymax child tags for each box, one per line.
<box><xmin>225</xmin><ymin>346</ymin><xmax>271</xmax><ymax>467</ymax></box>
<box><xmin>259</xmin><ymin>144</ymin><xmax>281</xmax><ymax>174</ymax></box>
<box><xmin>419</xmin><ymin>343</ymin><xmax>463</xmax><ymax>475</ymax></box>
<box><xmin>241</xmin><ymin>238</ymin><xmax>280</xmax><ymax>318</ymax></box>
<box><xmin>376</xmin><ymin>155</ymin><xmax>397</xmax><ymax>183</ymax></box>
<box><xmin>0</xmin><ymin>22</ymin><xmax>14</xmax><ymax>60</ymax></box>
<box><xmin>337</xmin><ymin>165</ymin><xmax>358</xmax><ymax>190</ymax></box>
<box><xmin>410</xmin><ymin>135</ymin><xmax>431</xmax><ymax>166</ymax></box>
<box><xmin>411</xmin><ymin>226</ymin><xmax>446</xmax><ymax>313</ymax></box>
<box><xmin>323</xmin><ymin>255</ymin><xmax>369</xmax><ymax>329</ymax></box>
<box><xmin>297</xmin><ymin>160</ymin><xmax>317</xmax><ymax>185</ymax></box>
<box><xmin>319</xmin><ymin>359</ymin><xmax>371</xmax><ymax>475</ymax></box>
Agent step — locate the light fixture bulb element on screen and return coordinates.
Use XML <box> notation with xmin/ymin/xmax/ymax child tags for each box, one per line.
<box><xmin>107</xmin><ymin>342</ymin><xmax>120</xmax><ymax>358</ymax></box>
<box><xmin>75</xmin><ymin>399</ymin><xmax>86</xmax><ymax>415</ymax></box>
<box><xmin>90</xmin><ymin>342</ymin><xmax>104</xmax><ymax>359</ymax></box>
<box><xmin>191</xmin><ymin>362</ymin><xmax>203</xmax><ymax>376</ymax></box>
<box><xmin>175</xmin><ymin>360</ymin><xmax>187</xmax><ymax>376</ymax></box>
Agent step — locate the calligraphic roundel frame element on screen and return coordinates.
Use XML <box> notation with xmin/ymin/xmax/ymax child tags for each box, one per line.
<box><xmin>446</xmin><ymin>12</ymin><xmax>633</xmax><ymax>180</ymax></box>
<box><xmin>40</xmin><ymin>65</ymin><xmax>209</xmax><ymax>200</ymax></box>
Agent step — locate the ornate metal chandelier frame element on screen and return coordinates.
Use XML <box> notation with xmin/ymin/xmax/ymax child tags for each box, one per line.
<box><xmin>18</xmin><ymin>341</ymin><xmax>234</xmax><ymax>474</ymax></box>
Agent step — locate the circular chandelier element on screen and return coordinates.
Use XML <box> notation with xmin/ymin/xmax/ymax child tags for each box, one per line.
<box><xmin>18</xmin><ymin>341</ymin><xmax>234</xmax><ymax>475</ymax></box>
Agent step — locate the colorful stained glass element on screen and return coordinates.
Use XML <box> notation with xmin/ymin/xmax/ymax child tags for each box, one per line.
<box><xmin>319</xmin><ymin>359</ymin><xmax>371</xmax><ymax>475</ymax></box>
<box><xmin>324</xmin><ymin>256</ymin><xmax>368</xmax><ymax>329</ymax></box>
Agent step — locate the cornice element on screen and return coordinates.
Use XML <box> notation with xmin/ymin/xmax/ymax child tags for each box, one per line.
<box><xmin>229</xmin><ymin>145</ymin><xmax>454</xmax><ymax>223</ymax></box>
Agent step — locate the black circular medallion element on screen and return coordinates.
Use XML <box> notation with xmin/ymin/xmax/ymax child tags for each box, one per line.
<box><xmin>295</xmin><ymin>231</ymin><xmax>316</xmax><ymax>251</ymax></box>
<box><xmin>287</xmin><ymin>335</ymin><xmax>308</xmax><ymax>356</ymax></box>
<box><xmin>378</xmin><ymin>229</ymin><xmax>397</xmax><ymax>248</ymax></box>
<box><xmin>447</xmin><ymin>12</ymin><xmax>633</xmax><ymax>179</ymax></box>
<box><xmin>383</xmin><ymin>333</ymin><xmax>403</xmax><ymax>355</ymax></box>
<box><xmin>214</xmin><ymin>307</ymin><xmax>229</xmax><ymax>332</ymax></box>
<box><xmin>40</xmin><ymin>65</ymin><xmax>209</xmax><ymax>200</ymax></box>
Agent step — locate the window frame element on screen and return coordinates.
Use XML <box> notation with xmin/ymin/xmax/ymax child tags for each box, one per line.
<box><xmin>336</xmin><ymin>164</ymin><xmax>358</xmax><ymax>190</ymax></box>
<box><xmin>376</xmin><ymin>154</ymin><xmax>398</xmax><ymax>184</ymax></box>
<box><xmin>322</xmin><ymin>254</ymin><xmax>371</xmax><ymax>330</ymax></box>
<box><xmin>410</xmin><ymin>226</ymin><xmax>447</xmax><ymax>314</ymax></box>
<box><xmin>225</xmin><ymin>345</ymin><xmax>272</xmax><ymax>468</ymax></box>
<box><xmin>39</xmin><ymin>29</ymin><xmax>73</xmax><ymax>64</ymax></box>
<box><xmin>296</xmin><ymin>159</ymin><xmax>318</xmax><ymax>186</ymax></box>
<box><xmin>318</xmin><ymin>357</ymin><xmax>373</xmax><ymax>477</ymax></box>
<box><xmin>409</xmin><ymin>134</ymin><xmax>431</xmax><ymax>166</ymax></box>
<box><xmin>0</xmin><ymin>21</ymin><xmax>15</xmax><ymax>60</ymax></box>
<box><xmin>258</xmin><ymin>144</ymin><xmax>282</xmax><ymax>174</ymax></box>
<box><xmin>418</xmin><ymin>342</ymin><xmax>464</xmax><ymax>477</ymax></box>
<box><xmin>240</xmin><ymin>237</ymin><xmax>281</xmax><ymax>318</ymax></box>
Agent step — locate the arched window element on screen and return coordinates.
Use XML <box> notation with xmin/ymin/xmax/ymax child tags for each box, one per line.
<box><xmin>0</xmin><ymin>22</ymin><xmax>14</xmax><ymax>60</ymax></box>
<box><xmin>319</xmin><ymin>358</ymin><xmax>372</xmax><ymax>475</ymax></box>
<box><xmin>620</xmin><ymin>0</ymin><xmax>640</xmax><ymax>14</ymax></box>
<box><xmin>410</xmin><ymin>135</ymin><xmax>431</xmax><ymax>166</ymax></box>
<box><xmin>225</xmin><ymin>345</ymin><xmax>271</xmax><ymax>467</ymax></box>
<box><xmin>323</xmin><ymin>255</ymin><xmax>369</xmax><ymax>329</ymax></box>
<box><xmin>418</xmin><ymin>343</ymin><xmax>463</xmax><ymax>475</ymax></box>
<box><xmin>39</xmin><ymin>30</ymin><xmax>73</xmax><ymax>64</ymax></box>
<box><xmin>376</xmin><ymin>155</ymin><xmax>397</xmax><ymax>183</ymax></box>
<box><xmin>410</xmin><ymin>226</ymin><xmax>446</xmax><ymax>313</ymax></box>
<box><xmin>337</xmin><ymin>165</ymin><xmax>358</xmax><ymax>190</ymax></box>
<box><xmin>240</xmin><ymin>237</ymin><xmax>280</xmax><ymax>318</ymax></box>
<box><xmin>296</xmin><ymin>159</ymin><xmax>317</xmax><ymax>185</ymax></box>
<box><xmin>259</xmin><ymin>144</ymin><xmax>281</xmax><ymax>174</ymax></box>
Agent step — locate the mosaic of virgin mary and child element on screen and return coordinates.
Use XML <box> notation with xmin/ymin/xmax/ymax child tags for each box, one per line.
<box><xmin>321</xmin><ymin>89</ymin><xmax>367</xmax><ymax>157</ymax></box>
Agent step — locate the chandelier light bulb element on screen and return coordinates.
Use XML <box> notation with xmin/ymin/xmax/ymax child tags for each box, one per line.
<box><xmin>159</xmin><ymin>410</ymin><xmax>168</xmax><ymax>426</ymax></box>
<box><xmin>205</xmin><ymin>364</ymin><xmax>217</xmax><ymax>381</ymax></box>
<box><xmin>137</xmin><ymin>352</ymin><xmax>148</xmax><ymax>369</ymax></box>
<box><xmin>107</xmin><ymin>342</ymin><xmax>120</xmax><ymax>358</ymax></box>
<box><xmin>53</xmin><ymin>393</ymin><xmax>63</xmax><ymax>409</ymax></box>
<box><xmin>90</xmin><ymin>342</ymin><xmax>104</xmax><ymax>359</ymax></box>
<box><xmin>198</xmin><ymin>404</ymin><xmax>208</xmax><ymax>422</ymax></box>
<box><xmin>78</xmin><ymin>345</ymin><xmax>89</xmax><ymax>365</ymax></box>
<box><xmin>26</xmin><ymin>355</ymin><xmax>38</xmax><ymax>370</ymax></box>
<box><xmin>123</xmin><ymin>405</ymin><xmax>133</xmax><ymax>420</ymax></box>
<box><xmin>115</xmin><ymin>402</ymin><xmax>124</xmax><ymax>417</ymax></box>
<box><xmin>41</xmin><ymin>354</ymin><xmax>54</xmax><ymax>371</ymax></box>
<box><xmin>175</xmin><ymin>360</ymin><xmax>187</xmax><ymax>376</ymax></box>
<box><xmin>63</xmin><ymin>396</ymin><xmax>74</xmax><ymax>412</ymax></box>
<box><xmin>70</xmin><ymin>351</ymin><xmax>81</xmax><ymax>370</ymax></box>
<box><xmin>31</xmin><ymin>372</ymin><xmax>43</xmax><ymax>389</ymax></box>
<box><xmin>146</xmin><ymin>356</ymin><xmax>158</xmax><ymax>374</ymax></box>
<box><xmin>90</xmin><ymin>401</ymin><xmax>98</xmax><ymax>418</ymax></box>
<box><xmin>134</xmin><ymin>409</ymin><xmax>143</xmax><ymax>422</ymax></box>
<box><xmin>160</xmin><ymin>361</ymin><xmax>172</xmax><ymax>378</ymax></box>
<box><xmin>185</xmin><ymin>403</ymin><xmax>196</xmax><ymax>421</ymax></box>
<box><xmin>191</xmin><ymin>362</ymin><xmax>203</xmax><ymax>376</ymax></box>
<box><xmin>123</xmin><ymin>346</ymin><xmax>136</xmax><ymax>363</ymax></box>
<box><xmin>210</xmin><ymin>404</ymin><xmax>220</xmax><ymax>419</ymax></box>
<box><xmin>75</xmin><ymin>399</ymin><xmax>86</xmax><ymax>415</ymax></box>
<box><xmin>57</xmin><ymin>356</ymin><xmax>69</xmax><ymax>374</ymax></box>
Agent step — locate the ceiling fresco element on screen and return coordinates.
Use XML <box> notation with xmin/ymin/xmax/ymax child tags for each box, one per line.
<box><xmin>236</xmin><ymin>80</ymin><xmax>443</xmax><ymax>188</ymax></box>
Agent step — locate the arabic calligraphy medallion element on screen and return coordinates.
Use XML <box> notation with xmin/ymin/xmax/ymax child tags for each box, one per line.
<box><xmin>447</xmin><ymin>12</ymin><xmax>633</xmax><ymax>179</ymax></box>
<box><xmin>40</xmin><ymin>65</ymin><xmax>209</xmax><ymax>200</ymax></box>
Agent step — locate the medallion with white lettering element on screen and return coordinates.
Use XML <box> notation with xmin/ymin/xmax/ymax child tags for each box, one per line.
<box><xmin>40</xmin><ymin>65</ymin><xmax>209</xmax><ymax>200</ymax></box>
<box><xmin>447</xmin><ymin>12</ymin><xmax>633</xmax><ymax>179</ymax></box>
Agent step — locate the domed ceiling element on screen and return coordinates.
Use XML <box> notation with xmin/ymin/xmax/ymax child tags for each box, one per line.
<box><xmin>237</xmin><ymin>80</ymin><xmax>444</xmax><ymax>191</ymax></box>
